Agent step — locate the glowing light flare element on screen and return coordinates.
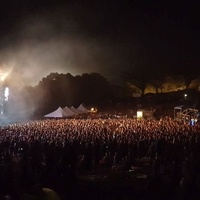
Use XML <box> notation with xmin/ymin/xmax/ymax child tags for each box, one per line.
<box><xmin>0</xmin><ymin>66</ymin><xmax>13</xmax><ymax>82</ymax></box>
<box><xmin>4</xmin><ymin>87</ymin><xmax>9</xmax><ymax>101</ymax></box>
<box><xmin>90</xmin><ymin>107</ymin><xmax>97</xmax><ymax>113</ymax></box>
<box><xmin>0</xmin><ymin>72</ymin><xmax>9</xmax><ymax>81</ymax></box>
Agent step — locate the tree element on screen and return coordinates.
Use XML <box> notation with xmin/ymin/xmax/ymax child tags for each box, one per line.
<box><xmin>80</xmin><ymin>73</ymin><xmax>110</xmax><ymax>105</ymax></box>
<box><xmin>123</xmin><ymin>66</ymin><xmax>151</xmax><ymax>96</ymax></box>
<box><xmin>149</xmin><ymin>68</ymin><xmax>168</xmax><ymax>93</ymax></box>
<box><xmin>34</xmin><ymin>72</ymin><xmax>111</xmax><ymax>114</ymax></box>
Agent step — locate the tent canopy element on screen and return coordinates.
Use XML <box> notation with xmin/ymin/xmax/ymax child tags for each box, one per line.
<box><xmin>44</xmin><ymin>107</ymin><xmax>67</xmax><ymax>118</ymax></box>
<box><xmin>62</xmin><ymin>106</ymin><xmax>76</xmax><ymax>117</ymax></box>
<box><xmin>77</xmin><ymin>103</ymin><xmax>90</xmax><ymax>113</ymax></box>
<box><xmin>44</xmin><ymin>103</ymin><xmax>91</xmax><ymax>117</ymax></box>
<box><xmin>70</xmin><ymin>106</ymin><xmax>82</xmax><ymax>114</ymax></box>
<box><xmin>174</xmin><ymin>105</ymin><xmax>184</xmax><ymax>110</ymax></box>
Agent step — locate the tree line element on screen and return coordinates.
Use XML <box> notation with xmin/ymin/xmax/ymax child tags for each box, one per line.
<box><xmin>4</xmin><ymin>71</ymin><xmax>200</xmax><ymax>117</ymax></box>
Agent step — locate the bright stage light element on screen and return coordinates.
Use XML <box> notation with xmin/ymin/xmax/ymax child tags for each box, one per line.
<box><xmin>0</xmin><ymin>72</ymin><xmax>9</xmax><ymax>82</ymax></box>
<box><xmin>4</xmin><ymin>87</ymin><xmax>9</xmax><ymax>101</ymax></box>
<box><xmin>0</xmin><ymin>67</ymin><xmax>12</xmax><ymax>115</ymax></box>
<box><xmin>0</xmin><ymin>66</ymin><xmax>13</xmax><ymax>82</ymax></box>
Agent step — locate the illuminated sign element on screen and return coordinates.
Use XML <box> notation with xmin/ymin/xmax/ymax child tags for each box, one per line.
<box><xmin>137</xmin><ymin>111</ymin><xmax>143</xmax><ymax>118</ymax></box>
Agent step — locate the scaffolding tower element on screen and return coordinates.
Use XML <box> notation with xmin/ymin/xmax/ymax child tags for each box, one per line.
<box><xmin>0</xmin><ymin>73</ymin><xmax>6</xmax><ymax>115</ymax></box>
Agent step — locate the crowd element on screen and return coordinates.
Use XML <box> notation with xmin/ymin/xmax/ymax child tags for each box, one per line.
<box><xmin>0</xmin><ymin>117</ymin><xmax>200</xmax><ymax>199</ymax></box>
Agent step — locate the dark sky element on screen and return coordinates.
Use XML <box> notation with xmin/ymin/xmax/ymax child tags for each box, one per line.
<box><xmin>0</xmin><ymin>0</ymin><xmax>199</xmax><ymax>86</ymax></box>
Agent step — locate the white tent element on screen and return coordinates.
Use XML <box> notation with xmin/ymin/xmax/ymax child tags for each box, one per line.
<box><xmin>70</xmin><ymin>106</ymin><xmax>82</xmax><ymax>114</ymax></box>
<box><xmin>63</xmin><ymin>106</ymin><xmax>76</xmax><ymax>117</ymax></box>
<box><xmin>77</xmin><ymin>104</ymin><xmax>90</xmax><ymax>113</ymax></box>
<box><xmin>44</xmin><ymin>107</ymin><xmax>68</xmax><ymax>118</ymax></box>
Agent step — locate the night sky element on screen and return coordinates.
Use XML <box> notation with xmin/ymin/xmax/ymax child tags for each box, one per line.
<box><xmin>0</xmin><ymin>0</ymin><xmax>199</xmax><ymax>85</ymax></box>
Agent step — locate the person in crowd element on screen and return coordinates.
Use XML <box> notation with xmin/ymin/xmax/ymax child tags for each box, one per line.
<box><xmin>0</xmin><ymin>117</ymin><xmax>200</xmax><ymax>199</ymax></box>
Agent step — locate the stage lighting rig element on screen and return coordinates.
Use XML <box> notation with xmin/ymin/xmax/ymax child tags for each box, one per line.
<box><xmin>0</xmin><ymin>72</ymin><xmax>9</xmax><ymax>115</ymax></box>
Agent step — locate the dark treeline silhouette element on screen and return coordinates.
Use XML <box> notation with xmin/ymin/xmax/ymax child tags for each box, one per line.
<box><xmin>35</xmin><ymin>72</ymin><xmax>111</xmax><ymax>114</ymax></box>
<box><xmin>6</xmin><ymin>72</ymin><xmax>112</xmax><ymax>116</ymax></box>
<box><xmin>123</xmin><ymin>64</ymin><xmax>200</xmax><ymax>95</ymax></box>
<box><xmin>4</xmin><ymin>69</ymin><xmax>200</xmax><ymax>119</ymax></box>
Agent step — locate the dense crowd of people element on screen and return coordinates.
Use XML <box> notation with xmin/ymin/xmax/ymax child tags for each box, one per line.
<box><xmin>0</xmin><ymin>117</ymin><xmax>200</xmax><ymax>199</ymax></box>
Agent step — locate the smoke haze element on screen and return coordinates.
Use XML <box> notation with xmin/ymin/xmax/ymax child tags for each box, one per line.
<box><xmin>0</xmin><ymin>6</ymin><xmax>127</xmax><ymax>86</ymax></box>
<box><xmin>0</xmin><ymin>1</ymin><xmax>198</xmax><ymax>88</ymax></box>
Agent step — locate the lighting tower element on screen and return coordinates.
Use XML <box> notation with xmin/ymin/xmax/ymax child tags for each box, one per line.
<box><xmin>0</xmin><ymin>72</ymin><xmax>8</xmax><ymax>115</ymax></box>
